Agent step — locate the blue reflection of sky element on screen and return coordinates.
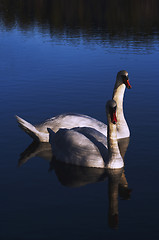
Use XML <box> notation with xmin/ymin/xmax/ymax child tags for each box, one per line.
<box><xmin>0</xmin><ymin>26</ymin><xmax>159</xmax><ymax>239</ymax></box>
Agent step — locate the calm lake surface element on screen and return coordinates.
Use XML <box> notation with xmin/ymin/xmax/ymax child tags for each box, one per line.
<box><xmin>0</xmin><ymin>1</ymin><xmax>159</xmax><ymax>239</ymax></box>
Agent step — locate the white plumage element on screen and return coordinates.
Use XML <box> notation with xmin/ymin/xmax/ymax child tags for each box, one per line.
<box><xmin>48</xmin><ymin>100</ymin><xmax>124</xmax><ymax>169</ymax></box>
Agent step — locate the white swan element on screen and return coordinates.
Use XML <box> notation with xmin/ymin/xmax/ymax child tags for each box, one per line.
<box><xmin>16</xmin><ymin>70</ymin><xmax>131</xmax><ymax>142</ymax></box>
<box><xmin>48</xmin><ymin>100</ymin><xmax>124</xmax><ymax>169</ymax></box>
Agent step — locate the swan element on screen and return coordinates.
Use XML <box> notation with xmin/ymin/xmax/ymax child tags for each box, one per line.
<box><xmin>48</xmin><ymin>100</ymin><xmax>124</xmax><ymax>169</ymax></box>
<box><xmin>16</xmin><ymin>70</ymin><xmax>131</xmax><ymax>142</ymax></box>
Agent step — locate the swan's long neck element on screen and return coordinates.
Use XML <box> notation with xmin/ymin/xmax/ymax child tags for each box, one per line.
<box><xmin>106</xmin><ymin>115</ymin><xmax>123</xmax><ymax>169</ymax></box>
<box><xmin>112</xmin><ymin>81</ymin><xmax>130</xmax><ymax>138</ymax></box>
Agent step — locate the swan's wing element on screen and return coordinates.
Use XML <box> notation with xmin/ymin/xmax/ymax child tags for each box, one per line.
<box><xmin>73</xmin><ymin>127</ymin><xmax>108</xmax><ymax>163</ymax></box>
<box><xmin>73</xmin><ymin>127</ymin><xmax>107</xmax><ymax>147</ymax></box>
<box><xmin>50</xmin><ymin>128</ymin><xmax>107</xmax><ymax>168</ymax></box>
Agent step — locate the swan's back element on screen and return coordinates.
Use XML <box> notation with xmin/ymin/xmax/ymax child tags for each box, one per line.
<box><xmin>38</xmin><ymin>113</ymin><xmax>107</xmax><ymax>135</ymax></box>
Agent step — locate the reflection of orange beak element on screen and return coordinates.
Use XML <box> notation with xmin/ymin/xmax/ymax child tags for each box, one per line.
<box><xmin>126</xmin><ymin>79</ymin><xmax>132</xmax><ymax>89</ymax></box>
<box><xmin>112</xmin><ymin>112</ymin><xmax>117</xmax><ymax>124</ymax></box>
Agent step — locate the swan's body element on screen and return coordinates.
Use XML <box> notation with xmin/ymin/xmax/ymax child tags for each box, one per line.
<box><xmin>16</xmin><ymin>70</ymin><xmax>131</xmax><ymax>142</ymax></box>
<box><xmin>49</xmin><ymin>100</ymin><xmax>124</xmax><ymax>169</ymax></box>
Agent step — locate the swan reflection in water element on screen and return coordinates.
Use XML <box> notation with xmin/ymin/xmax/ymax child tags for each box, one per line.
<box><xmin>18</xmin><ymin>137</ymin><xmax>131</xmax><ymax>229</ymax></box>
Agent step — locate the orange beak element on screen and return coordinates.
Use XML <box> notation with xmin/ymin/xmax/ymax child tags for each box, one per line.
<box><xmin>111</xmin><ymin>112</ymin><xmax>117</xmax><ymax>124</ymax></box>
<box><xmin>125</xmin><ymin>79</ymin><xmax>132</xmax><ymax>89</ymax></box>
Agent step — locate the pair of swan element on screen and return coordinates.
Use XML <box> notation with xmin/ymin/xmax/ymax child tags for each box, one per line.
<box><xmin>16</xmin><ymin>70</ymin><xmax>132</xmax><ymax>169</ymax></box>
<box><xmin>48</xmin><ymin>99</ymin><xmax>123</xmax><ymax>168</ymax></box>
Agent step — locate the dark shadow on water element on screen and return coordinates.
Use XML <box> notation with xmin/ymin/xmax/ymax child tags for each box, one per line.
<box><xmin>18</xmin><ymin>141</ymin><xmax>52</xmax><ymax>166</ymax></box>
<box><xmin>18</xmin><ymin>137</ymin><xmax>132</xmax><ymax>229</ymax></box>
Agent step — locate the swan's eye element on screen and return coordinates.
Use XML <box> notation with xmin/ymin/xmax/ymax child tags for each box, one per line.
<box><xmin>122</xmin><ymin>75</ymin><xmax>132</xmax><ymax>89</ymax></box>
<box><xmin>112</xmin><ymin>106</ymin><xmax>116</xmax><ymax>113</ymax></box>
<box><xmin>121</xmin><ymin>75</ymin><xmax>129</xmax><ymax>81</ymax></box>
<box><xmin>109</xmin><ymin>106</ymin><xmax>116</xmax><ymax>113</ymax></box>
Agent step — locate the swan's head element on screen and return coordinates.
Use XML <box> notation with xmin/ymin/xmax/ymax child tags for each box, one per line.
<box><xmin>117</xmin><ymin>70</ymin><xmax>132</xmax><ymax>89</ymax></box>
<box><xmin>106</xmin><ymin>100</ymin><xmax>117</xmax><ymax>125</ymax></box>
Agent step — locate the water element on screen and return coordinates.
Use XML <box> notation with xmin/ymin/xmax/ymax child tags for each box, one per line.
<box><xmin>0</xmin><ymin>1</ymin><xmax>159</xmax><ymax>239</ymax></box>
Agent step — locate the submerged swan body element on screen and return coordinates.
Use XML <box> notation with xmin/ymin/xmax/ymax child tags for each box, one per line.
<box><xmin>16</xmin><ymin>70</ymin><xmax>131</xmax><ymax>142</ymax></box>
<box><xmin>48</xmin><ymin>100</ymin><xmax>124</xmax><ymax>169</ymax></box>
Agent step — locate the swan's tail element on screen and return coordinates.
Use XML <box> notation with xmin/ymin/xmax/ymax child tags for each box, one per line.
<box><xmin>16</xmin><ymin>115</ymin><xmax>46</xmax><ymax>142</ymax></box>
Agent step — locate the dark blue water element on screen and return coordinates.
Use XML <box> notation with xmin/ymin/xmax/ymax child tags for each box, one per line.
<box><xmin>0</xmin><ymin>1</ymin><xmax>159</xmax><ymax>239</ymax></box>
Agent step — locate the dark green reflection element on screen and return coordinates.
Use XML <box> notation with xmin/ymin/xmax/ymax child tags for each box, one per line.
<box><xmin>0</xmin><ymin>0</ymin><xmax>159</xmax><ymax>42</ymax></box>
